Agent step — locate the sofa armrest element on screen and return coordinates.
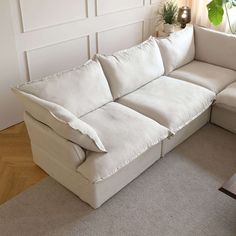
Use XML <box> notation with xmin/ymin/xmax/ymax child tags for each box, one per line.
<box><xmin>24</xmin><ymin>112</ymin><xmax>86</xmax><ymax>170</ymax></box>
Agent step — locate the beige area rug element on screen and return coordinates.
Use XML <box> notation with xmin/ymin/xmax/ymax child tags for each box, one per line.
<box><xmin>0</xmin><ymin>124</ymin><xmax>235</xmax><ymax>236</ymax></box>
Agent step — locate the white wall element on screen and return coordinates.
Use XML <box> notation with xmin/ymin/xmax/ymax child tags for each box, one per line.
<box><xmin>0</xmin><ymin>0</ymin><xmax>161</xmax><ymax>130</ymax></box>
<box><xmin>0</xmin><ymin>0</ymin><xmax>23</xmax><ymax>130</ymax></box>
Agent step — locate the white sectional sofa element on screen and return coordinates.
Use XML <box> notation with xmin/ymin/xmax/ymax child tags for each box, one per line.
<box><xmin>13</xmin><ymin>25</ymin><xmax>236</xmax><ymax>208</ymax></box>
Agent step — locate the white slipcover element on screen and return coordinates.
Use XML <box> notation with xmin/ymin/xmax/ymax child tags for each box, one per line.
<box><xmin>170</xmin><ymin>60</ymin><xmax>236</xmax><ymax>94</ymax></box>
<box><xmin>96</xmin><ymin>37</ymin><xmax>164</xmax><ymax>99</ymax></box>
<box><xmin>156</xmin><ymin>25</ymin><xmax>195</xmax><ymax>74</ymax></box>
<box><xmin>78</xmin><ymin>102</ymin><xmax>168</xmax><ymax>183</ymax></box>
<box><xmin>118</xmin><ymin>76</ymin><xmax>215</xmax><ymax>134</ymax></box>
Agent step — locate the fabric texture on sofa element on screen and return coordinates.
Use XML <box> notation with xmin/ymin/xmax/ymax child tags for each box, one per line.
<box><xmin>96</xmin><ymin>37</ymin><xmax>164</xmax><ymax>99</ymax></box>
<box><xmin>118</xmin><ymin>76</ymin><xmax>215</xmax><ymax>134</ymax></box>
<box><xmin>211</xmin><ymin>82</ymin><xmax>236</xmax><ymax>133</ymax></box>
<box><xmin>169</xmin><ymin>60</ymin><xmax>236</xmax><ymax>94</ymax></box>
<box><xmin>211</xmin><ymin>107</ymin><xmax>236</xmax><ymax>134</ymax></box>
<box><xmin>25</xmin><ymin>112</ymin><xmax>86</xmax><ymax>170</ymax></box>
<box><xmin>12</xmin><ymin>89</ymin><xmax>107</xmax><ymax>152</ymax></box>
<box><xmin>214</xmin><ymin>82</ymin><xmax>236</xmax><ymax>112</ymax></box>
<box><xmin>156</xmin><ymin>25</ymin><xmax>195</xmax><ymax>74</ymax></box>
<box><xmin>195</xmin><ymin>25</ymin><xmax>236</xmax><ymax>71</ymax></box>
<box><xmin>78</xmin><ymin>102</ymin><xmax>168</xmax><ymax>183</ymax></box>
<box><xmin>17</xmin><ymin>60</ymin><xmax>113</xmax><ymax>117</ymax></box>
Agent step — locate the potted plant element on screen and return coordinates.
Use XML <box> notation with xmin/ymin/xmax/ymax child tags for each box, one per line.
<box><xmin>159</xmin><ymin>1</ymin><xmax>178</xmax><ymax>34</ymax></box>
<box><xmin>207</xmin><ymin>0</ymin><xmax>236</xmax><ymax>34</ymax></box>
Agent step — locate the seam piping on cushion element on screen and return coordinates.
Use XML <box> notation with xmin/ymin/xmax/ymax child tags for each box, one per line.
<box><xmin>168</xmin><ymin>103</ymin><xmax>213</xmax><ymax>136</ymax></box>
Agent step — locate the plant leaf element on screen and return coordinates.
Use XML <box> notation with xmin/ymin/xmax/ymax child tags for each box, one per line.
<box><xmin>159</xmin><ymin>1</ymin><xmax>178</xmax><ymax>24</ymax></box>
<box><xmin>207</xmin><ymin>0</ymin><xmax>224</xmax><ymax>26</ymax></box>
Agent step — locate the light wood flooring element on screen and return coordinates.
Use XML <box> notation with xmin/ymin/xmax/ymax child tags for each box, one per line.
<box><xmin>0</xmin><ymin>122</ymin><xmax>47</xmax><ymax>205</ymax></box>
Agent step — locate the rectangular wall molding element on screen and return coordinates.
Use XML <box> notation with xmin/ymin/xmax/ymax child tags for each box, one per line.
<box><xmin>26</xmin><ymin>36</ymin><xmax>89</xmax><ymax>81</ymax></box>
<box><xmin>20</xmin><ymin>0</ymin><xmax>88</xmax><ymax>32</ymax></box>
<box><xmin>96</xmin><ymin>0</ymin><xmax>144</xmax><ymax>16</ymax></box>
<box><xmin>96</xmin><ymin>21</ymin><xmax>144</xmax><ymax>54</ymax></box>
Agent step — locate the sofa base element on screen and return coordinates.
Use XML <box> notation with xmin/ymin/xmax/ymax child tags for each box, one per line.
<box><xmin>27</xmin><ymin>115</ymin><xmax>162</xmax><ymax>208</ymax></box>
<box><xmin>211</xmin><ymin>105</ymin><xmax>236</xmax><ymax>134</ymax></box>
<box><xmin>32</xmin><ymin>143</ymin><xmax>162</xmax><ymax>209</ymax></box>
<box><xmin>162</xmin><ymin>108</ymin><xmax>211</xmax><ymax>156</ymax></box>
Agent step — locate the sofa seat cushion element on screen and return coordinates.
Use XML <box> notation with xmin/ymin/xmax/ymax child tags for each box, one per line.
<box><xmin>78</xmin><ymin>102</ymin><xmax>168</xmax><ymax>183</ymax></box>
<box><xmin>96</xmin><ymin>37</ymin><xmax>164</xmax><ymax>99</ymax></box>
<box><xmin>214</xmin><ymin>82</ymin><xmax>236</xmax><ymax>112</ymax></box>
<box><xmin>118</xmin><ymin>76</ymin><xmax>215</xmax><ymax>134</ymax></box>
<box><xmin>169</xmin><ymin>60</ymin><xmax>236</xmax><ymax>94</ymax></box>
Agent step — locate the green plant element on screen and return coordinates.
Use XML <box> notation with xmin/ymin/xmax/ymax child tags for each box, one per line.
<box><xmin>207</xmin><ymin>0</ymin><xmax>236</xmax><ymax>33</ymax></box>
<box><xmin>159</xmin><ymin>1</ymin><xmax>178</xmax><ymax>24</ymax></box>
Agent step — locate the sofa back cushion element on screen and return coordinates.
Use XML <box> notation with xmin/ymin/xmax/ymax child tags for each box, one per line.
<box><xmin>156</xmin><ymin>25</ymin><xmax>195</xmax><ymax>74</ymax></box>
<box><xmin>12</xmin><ymin>89</ymin><xmax>107</xmax><ymax>152</ymax></box>
<box><xmin>96</xmin><ymin>37</ymin><xmax>164</xmax><ymax>99</ymax></box>
<box><xmin>18</xmin><ymin>60</ymin><xmax>113</xmax><ymax>117</ymax></box>
<box><xmin>195</xmin><ymin>25</ymin><xmax>236</xmax><ymax>71</ymax></box>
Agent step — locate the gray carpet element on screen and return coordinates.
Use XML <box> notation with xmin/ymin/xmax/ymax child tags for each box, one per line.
<box><xmin>0</xmin><ymin>124</ymin><xmax>236</xmax><ymax>236</ymax></box>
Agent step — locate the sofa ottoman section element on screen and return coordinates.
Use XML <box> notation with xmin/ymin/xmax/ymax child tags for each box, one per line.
<box><xmin>211</xmin><ymin>82</ymin><xmax>236</xmax><ymax>134</ymax></box>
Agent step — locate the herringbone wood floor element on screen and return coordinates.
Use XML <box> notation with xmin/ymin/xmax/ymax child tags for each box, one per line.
<box><xmin>0</xmin><ymin>122</ymin><xmax>47</xmax><ymax>205</ymax></box>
